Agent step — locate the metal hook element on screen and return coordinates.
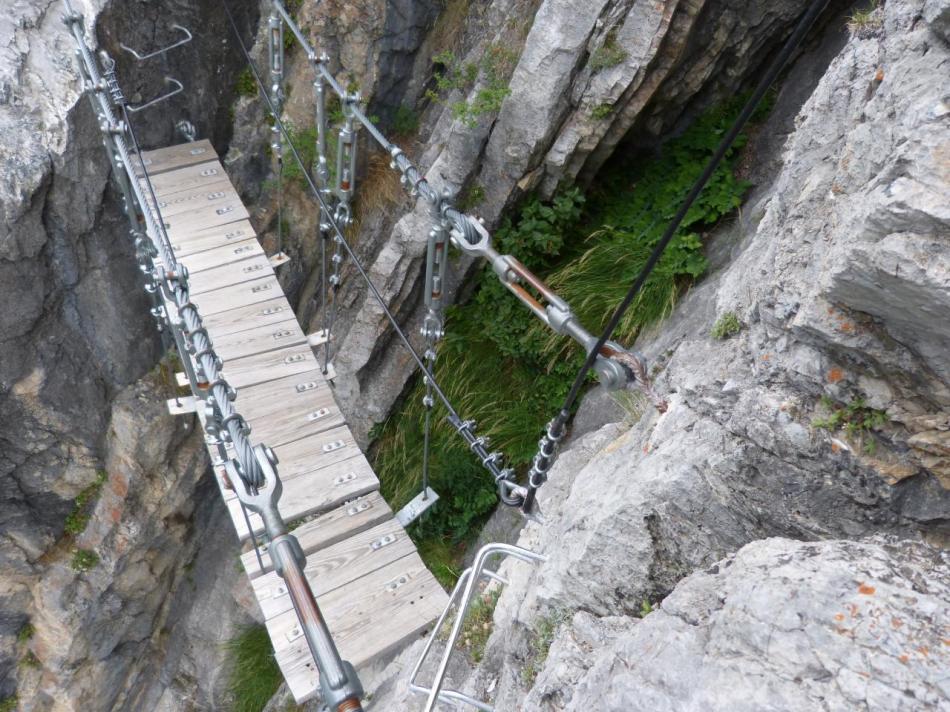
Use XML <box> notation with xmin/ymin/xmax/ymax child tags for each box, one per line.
<box><xmin>119</xmin><ymin>24</ymin><xmax>193</xmax><ymax>61</ymax></box>
<box><xmin>126</xmin><ymin>76</ymin><xmax>184</xmax><ymax>114</ymax></box>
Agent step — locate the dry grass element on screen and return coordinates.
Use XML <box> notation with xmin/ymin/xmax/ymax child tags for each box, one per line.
<box><xmin>356</xmin><ymin>150</ymin><xmax>406</xmax><ymax>217</ymax></box>
<box><xmin>429</xmin><ymin>0</ymin><xmax>472</xmax><ymax>55</ymax></box>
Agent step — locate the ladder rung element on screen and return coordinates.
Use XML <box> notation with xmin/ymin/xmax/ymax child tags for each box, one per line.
<box><xmin>166</xmin><ymin>395</ymin><xmax>198</xmax><ymax>415</ymax></box>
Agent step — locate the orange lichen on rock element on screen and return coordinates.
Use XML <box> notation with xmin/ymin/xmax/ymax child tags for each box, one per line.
<box><xmin>828</xmin><ymin>368</ymin><xmax>845</xmax><ymax>383</ymax></box>
<box><xmin>858</xmin><ymin>583</ymin><xmax>876</xmax><ymax>595</ymax></box>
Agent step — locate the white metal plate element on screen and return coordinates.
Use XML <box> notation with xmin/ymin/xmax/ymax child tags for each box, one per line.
<box><xmin>395</xmin><ymin>487</ymin><xmax>440</xmax><ymax>527</ymax></box>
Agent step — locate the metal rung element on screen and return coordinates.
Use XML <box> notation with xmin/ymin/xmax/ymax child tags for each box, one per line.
<box><xmin>175</xmin><ymin>371</ymin><xmax>189</xmax><ymax>387</ymax></box>
<box><xmin>321</xmin><ymin>362</ymin><xmax>336</xmax><ymax>381</ymax></box>
<box><xmin>120</xmin><ymin>24</ymin><xmax>192</xmax><ymax>61</ymax></box>
<box><xmin>269</xmin><ymin>252</ymin><xmax>291</xmax><ymax>267</ymax></box>
<box><xmin>166</xmin><ymin>395</ymin><xmax>197</xmax><ymax>415</ymax></box>
<box><xmin>395</xmin><ymin>487</ymin><xmax>440</xmax><ymax>527</ymax></box>
<box><xmin>307</xmin><ymin>329</ymin><xmax>333</xmax><ymax>347</ymax></box>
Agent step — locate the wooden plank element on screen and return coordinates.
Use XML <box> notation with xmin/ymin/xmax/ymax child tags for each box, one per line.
<box><xmin>170</xmin><ymin>219</ymin><xmax>256</xmax><ymax>249</ymax></box>
<box><xmin>242</xmin><ymin>387</ymin><xmax>344</xmax><ymax>449</ymax></box>
<box><xmin>270</xmin><ymin>554</ymin><xmax>448</xmax><ymax>702</ymax></box>
<box><xmin>148</xmin><ymin>179</ymin><xmax>235</xmax><ymax>218</ymax></box>
<box><xmin>221</xmin><ymin>425</ymin><xmax>365</xmax><ymax>499</ymax></box>
<box><xmin>212</xmin><ymin>318</ymin><xmax>306</xmax><ymax>363</ymax></box>
<box><xmin>219</xmin><ymin>342</ymin><xmax>318</xmax><ymax>390</ymax></box>
<box><xmin>226</xmin><ymin>456</ymin><xmax>379</xmax><ymax>539</ymax></box>
<box><xmin>235</xmin><ymin>369</ymin><xmax>332</xmax><ymax>417</ymax></box>
<box><xmin>200</xmin><ymin>296</ymin><xmax>296</xmax><ymax>338</ymax></box>
<box><xmin>240</xmin><ymin>492</ymin><xmax>392</xmax><ymax>578</ymax></box>
<box><xmin>190</xmin><ymin>275</ymin><xmax>282</xmax><ymax>316</ymax></box>
<box><xmin>251</xmin><ymin>518</ymin><xmax>416</xmax><ymax>619</ymax></box>
<box><xmin>137</xmin><ymin>159</ymin><xmax>226</xmax><ymax>198</ymax></box>
<box><xmin>186</xmin><ymin>253</ymin><xmax>275</xmax><ymax>296</ymax></box>
<box><xmin>163</xmin><ymin>199</ymin><xmax>250</xmax><ymax>236</ymax></box>
<box><xmin>132</xmin><ymin>139</ymin><xmax>216</xmax><ymax>176</ymax></box>
<box><xmin>174</xmin><ymin>238</ymin><xmax>264</xmax><ymax>274</ymax></box>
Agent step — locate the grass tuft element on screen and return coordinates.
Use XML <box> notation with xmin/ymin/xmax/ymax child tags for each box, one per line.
<box><xmin>457</xmin><ymin>587</ymin><xmax>501</xmax><ymax>663</ymax></box>
<box><xmin>64</xmin><ymin>470</ymin><xmax>107</xmax><ymax>536</ymax></box>
<box><xmin>522</xmin><ymin>609</ymin><xmax>570</xmax><ymax>685</ymax></box>
<box><xmin>17</xmin><ymin>622</ymin><xmax>34</xmax><ymax>644</ymax></box>
<box><xmin>0</xmin><ymin>696</ymin><xmax>17</xmax><ymax>712</ymax></box>
<box><xmin>225</xmin><ymin>625</ymin><xmax>283</xmax><ymax>712</ymax></box>
<box><xmin>813</xmin><ymin>396</ymin><xmax>888</xmax><ymax>454</ymax></box>
<box><xmin>590</xmin><ymin>32</ymin><xmax>628</xmax><ymax>72</ymax></box>
<box><xmin>848</xmin><ymin>1</ymin><xmax>884</xmax><ymax>36</ymax></box>
<box><xmin>71</xmin><ymin>549</ymin><xmax>99</xmax><ymax>572</ymax></box>
<box><xmin>710</xmin><ymin>311</ymin><xmax>741</xmax><ymax>340</ymax></box>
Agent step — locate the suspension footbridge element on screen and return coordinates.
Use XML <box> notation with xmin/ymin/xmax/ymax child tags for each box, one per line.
<box><xmin>60</xmin><ymin>0</ymin><xmax>826</xmax><ymax>706</ymax></box>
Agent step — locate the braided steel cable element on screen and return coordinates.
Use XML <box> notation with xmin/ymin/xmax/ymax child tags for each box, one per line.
<box><xmin>221</xmin><ymin>0</ymin><xmax>520</xmax><ymax>504</ymax></box>
<box><xmin>63</xmin><ymin>0</ymin><xmax>268</xmax><ymax>493</ymax></box>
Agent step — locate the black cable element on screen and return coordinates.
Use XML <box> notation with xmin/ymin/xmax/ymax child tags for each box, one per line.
<box><xmin>521</xmin><ymin>0</ymin><xmax>830</xmax><ymax>512</ymax></box>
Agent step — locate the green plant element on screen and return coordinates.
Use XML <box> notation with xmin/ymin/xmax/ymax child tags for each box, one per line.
<box><xmin>590</xmin><ymin>32</ymin><xmax>627</xmax><ymax>72</ymax></box>
<box><xmin>848</xmin><ymin>1</ymin><xmax>883</xmax><ymax>35</ymax></box>
<box><xmin>0</xmin><ymin>695</ymin><xmax>17</xmax><ymax>712</ymax></box>
<box><xmin>235</xmin><ymin>68</ymin><xmax>257</xmax><ymax>98</ymax></box>
<box><xmin>591</xmin><ymin>103</ymin><xmax>614</xmax><ymax>119</ymax></box>
<box><xmin>458</xmin><ymin>587</ymin><xmax>501</xmax><ymax>663</ymax></box>
<box><xmin>813</xmin><ymin>396</ymin><xmax>888</xmax><ymax>453</ymax></box>
<box><xmin>522</xmin><ymin>609</ymin><xmax>570</xmax><ymax>684</ymax></box>
<box><xmin>64</xmin><ymin>470</ymin><xmax>107</xmax><ymax>536</ymax></box>
<box><xmin>225</xmin><ymin>625</ymin><xmax>283</xmax><ymax>712</ymax></box>
<box><xmin>16</xmin><ymin>622</ymin><xmax>34</xmax><ymax>644</ymax></box>
<box><xmin>19</xmin><ymin>652</ymin><xmax>40</xmax><ymax>669</ymax></box>
<box><xmin>427</xmin><ymin>45</ymin><xmax>516</xmax><ymax>127</ymax></box>
<box><xmin>456</xmin><ymin>182</ymin><xmax>485</xmax><ymax>212</ymax></box>
<box><xmin>710</xmin><ymin>311</ymin><xmax>741</xmax><ymax>340</ymax></box>
<box><xmin>391</xmin><ymin>104</ymin><xmax>421</xmax><ymax>138</ymax></box>
<box><xmin>639</xmin><ymin>599</ymin><xmax>655</xmax><ymax>617</ymax></box>
<box><xmin>70</xmin><ymin>549</ymin><xmax>99</xmax><ymax>572</ymax></box>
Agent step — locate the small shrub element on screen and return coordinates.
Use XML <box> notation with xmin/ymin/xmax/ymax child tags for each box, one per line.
<box><xmin>458</xmin><ymin>587</ymin><xmax>501</xmax><ymax>663</ymax></box>
<box><xmin>235</xmin><ymin>68</ymin><xmax>257</xmax><ymax>98</ymax></box>
<box><xmin>391</xmin><ymin>104</ymin><xmax>420</xmax><ymax>138</ymax></box>
<box><xmin>522</xmin><ymin>609</ymin><xmax>570</xmax><ymax>685</ymax></box>
<box><xmin>64</xmin><ymin>470</ymin><xmax>107</xmax><ymax>536</ymax></box>
<box><xmin>225</xmin><ymin>624</ymin><xmax>283</xmax><ymax>712</ymax></box>
<box><xmin>17</xmin><ymin>622</ymin><xmax>34</xmax><ymax>644</ymax></box>
<box><xmin>813</xmin><ymin>396</ymin><xmax>888</xmax><ymax>453</ymax></box>
<box><xmin>0</xmin><ymin>696</ymin><xmax>17</xmax><ymax>712</ymax></box>
<box><xmin>639</xmin><ymin>599</ymin><xmax>655</xmax><ymax>618</ymax></box>
<box><xmin>591</xmin><ymin>103</ymin><xmax>614</xmax><ymax>120</ymax></box>
<box><xmin>70</xmin><ymin>549</ymin><xmax>99</xmax><ymax>572</ymax></box>
<box><xmin>428</xmin><ymin>44</ymin><xmax>516</xmax><ymax>128</ymax></box>
<box><xmin>590</xmin><ymin>33</ymin><xmax>627</xmax><ymax>72</ymax></box>
<box><xmin>710</xmin><ymin>312</ymin><xmax>741</xmax><ymax>340</ymax></box>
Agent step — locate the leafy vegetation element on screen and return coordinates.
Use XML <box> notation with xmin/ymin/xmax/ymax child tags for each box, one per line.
<box><xmin>456</xmin><ymin>182</ymin><xmax>486</xmax><ymax>212</ymax></box>
<box><xmin>17</xmin><ymin>622</ymin><xmax>34</xmax><ymax>644</ymax></box>
<box><xmin>427</xmin><ymin>45</ymin><xmax>517</xmax><ymax>127</ymax></box>
<box><xmin>391</xmin><ymin>104</ymin><xmax>420</xmax><ymax>138</ymax></box>
<box><xmin>373</xmin><ymin>95</ymin><xmax>769</xmax><ymax>581</ymax></box>
<box><xmin>235</xmin><ymin>68</ymin><xmax>257</xmax><ymax>98</ymax></box>
<box><xmin>522</xmin><ymin>609</ymin><xmax>570</xmax><ymax>685</ymax></box>
<box><xmin>70</xmin><ymin>549</ymin><xmax>99</xmax><ymax>572</ymax></box>
<box><xmin>19</xmin><ymin>652</ymin><xmax>40</xmax><ymax>670</ymax></box>
<box><xmin>590</xmin><ymin>32</ymin><xmax>628</xmax><ymax>72</ymax></box>
<box><xmin>457</xmin><ymin>587</ymin><xmax>501</xmax><ymax>663</ymax></box>
<box><xmin>225</xmin><ymin>624</ymin><xmax>283</xmax><ymax>712</ymax></box>
<box><xmin>639</xmin><ymin>599</ymin><xmax>655</xmax><ymax>617</ymax></box>
<box><xmin>64</xmin><ymin>470</ymin><xmax>107</xmax><ymax>536</ymax></box>
<box><xmin>0</xmin><ymin>695</ymin><xmax>17</xmax><ymax>712</ymax></box>
<box><xmin>591</xmin><ymin>102</ymin><xmax>614</xmax><ymax>120</ymax></box>
<box><xmin>848</xmin><ymin>1</ymin><xmax>883</xmax><ymax>35</ymax></box>
<box><xmin>813</xmin><ymin>396</ymin><xmax>888</xmax><ymax>453</ymax></box>
<box><xmin>711</xmin><ymin>311</ymin><xmax>741</xmax><ymax>339</ymax></box>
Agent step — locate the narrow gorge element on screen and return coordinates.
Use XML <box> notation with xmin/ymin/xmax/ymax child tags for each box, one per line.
<box><xmin>1</xmin><ymin>0</ymin><xmax>948</xmax><ymax>710</ymax></box>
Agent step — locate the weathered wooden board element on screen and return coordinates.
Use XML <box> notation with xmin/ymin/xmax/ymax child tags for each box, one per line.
<box><xmin>270</xmin><ymin>554</ymin><xmax>448</xmax><ymax>702</ymax></box>
<box><xmin>137</xmin><ymin>159</ymin><xmax>226</xmax><ymax>197</ymax></box>
<box><xmin>199</xmin><ymin>296</ymin><xmax>295</xmax><ymax>338</ymax></box>
<box><xmin>163</xmin><ymin>199</ymin><xmax>250</xmax><ymax>236</ymax></box>
<box><xmin>186</xmin><ymin>253</ymin><xmax>275</xmax><ymax>296</ymax></box>
<box><xmin>252</xmin><ymin>518</ymin><xmax>416</xmax><ymax>619</ymax></box>
<box><xmin>170</xmin><ymin>220</ymin><xmax>257</xmax><ymax>251</ymax></box>
<box><xmin>133</xmin><ymin>139</ymin><xmax>216</xmax><ymax>176</ymax></box>
<box><xmin>218</xmin><ymin>342</ymin><xmax>318</xmax><ymax>390</ymax></box>
<box><xmin>174</xmin><ymin>238</ymin><xmax>264</xmax><ymax>274</ymax></box>
<box><xmin>226</xmin><ymin>456</ymin><xmax>379</xmax><ymax>540</ymax></box>
<box><xmin>240</xmin><ymin>492</ymin><xmax>392</xmax><ymax>578</ymax></box>
<box><xmin>242</xmin><ymin>389</ymin><xmax>344</xmax><ymax>449</ymax></box>
<box><xmin>235</xmin><ymin>369</ymin><xmax>332</xmax><ymax>416</ymax></box>
<box><xmin>147</xmin><ymin>179</ymin><xmax>234</xmax><ymax>217</ymax></box>
<box><xmin>211</xmin><ymin>318</ymin><xmax>306</xmax><ymax>363</ymax></box>
<box><xmin>190</xmin><ymin>275</ymin><xmax>282</xmax><ymax>316</ymax></box>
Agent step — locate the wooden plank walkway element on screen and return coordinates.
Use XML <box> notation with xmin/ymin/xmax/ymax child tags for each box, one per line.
<box><xmin>138</xmin><ymin>141</ymin><xmax>448</xmax><ymax>703</ymax></box>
